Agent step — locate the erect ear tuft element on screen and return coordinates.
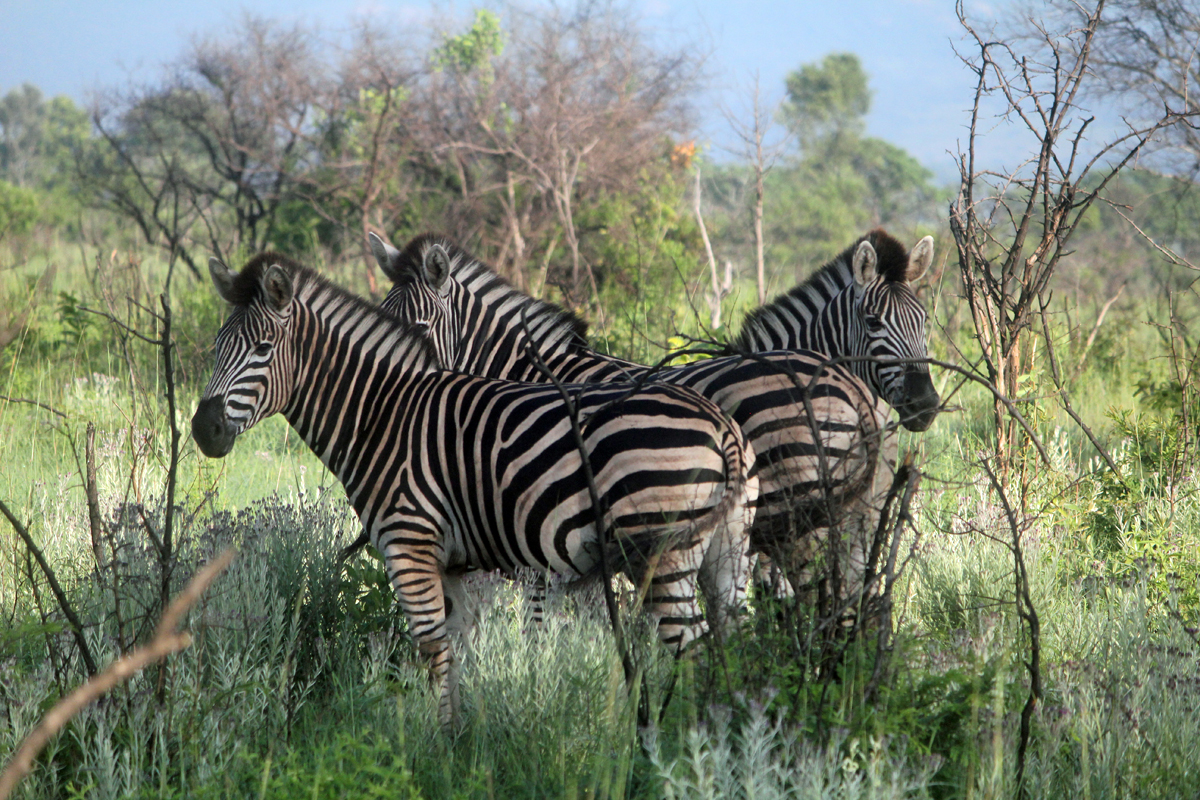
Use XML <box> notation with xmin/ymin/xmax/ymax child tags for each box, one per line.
<box><xmin>368</xmin><ymin>232</ymin><xmax>403</xmax><ymax>282</ymax></box>
<box><xmin>907</xmin><ymin>236</ymin><xmax>934</xmax><ymax>282</ymax></box>
<box><xmin>209</xmin><ymin>257</ymin><xmax>237</xmax><ymax>303</ymax></box>
<box><xmin>422</xmin><ymin>243</ymin><xmax>452</xmax><ymax>293</ymax></box>
<box><xmin>851</xmin><ymin>240</ymin><xmax>879</xmax><ymax>287</ymax></box>
<box><xmin>263</xmin><ymin>264</ymin><xmax>293</xmax><ymax>312</ymax></box>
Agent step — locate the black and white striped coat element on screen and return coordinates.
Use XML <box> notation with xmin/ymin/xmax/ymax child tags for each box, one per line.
<box><xmin>190</xmin><ymin>254</ymin><xmax>757</xmax><ymax>730</ymax></box>
<box><xmin>370</xmin><ymin>234</ymin><xmax>886</xmax><ymax>588</ymax></box>
<box><xmin>734</xmin><ymin>229</ymin><xmax>941</xmax><ymax>602</ymax></box>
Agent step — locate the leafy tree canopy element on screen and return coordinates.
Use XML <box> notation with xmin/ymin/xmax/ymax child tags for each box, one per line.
<box><xmin>782</xmin><ymin>52</ymin><xmax>870</xmax><ymax>149</ymax></box>
<box><xmin>765</xmin><ymin>53</ymin><xmax>939</xmax><ymax>277</ymax></box>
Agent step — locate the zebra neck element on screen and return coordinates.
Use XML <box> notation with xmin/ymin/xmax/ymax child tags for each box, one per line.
<box><xmin>812</xmin><ymin>296</ymin><xmax>878</xmax><ymax>395</ymax></box>
<box><xmin>282</xmin><ymin>291</ymin><xmax>434</xmax><ymax>479</ymax></box>
<box><xmin>460</xmin><ymin>318</ymin><xmax>580</xmax><ymax>380</ymax></box>
<box><xmin>744</xmin><ymin>273</ymin><xmax>884</xmax><ymax>398</ymax></box>
<box><xmin>452</xmin><ymin>267</ymin><xmax>592</xmax><ymax>378</ymax></box>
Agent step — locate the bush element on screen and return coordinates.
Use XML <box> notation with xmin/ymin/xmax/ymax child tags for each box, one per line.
<box><xmin>0</xmin><ymin>178</ymin><xmax>39</xmax><ymax>241</ymax></box>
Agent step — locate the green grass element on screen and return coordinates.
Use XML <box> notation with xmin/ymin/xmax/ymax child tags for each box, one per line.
<box><xmin>5</xmin><ymin>237</ymin><xmax>1200</xmax><ymax>798</ymax></box>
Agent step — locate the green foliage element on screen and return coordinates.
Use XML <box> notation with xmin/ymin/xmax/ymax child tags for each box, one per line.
<box><xmin>1065</xmin><ymin>407</ymin><xmax>1200</xmax><ymax>619</ymax></box>
<box><xmin>577</xmin><ymin>163</ymin><xmax>711</xmax><ymax>358</ymax></box>
<box><xmin>0</xmin><ymin>177</ymin><xmax>38</xmax><ymax>240</ymax></box>
<box><xmin>0</xmin><ymin>83</ymin><xmax>48</xmax><ymax>185</ymax></box>
<box><xmin>54</xmin><ymin>291</ymin><xmax>92</xmax><ymax>346</ymax></box>
<box><xmin>782</xmin><ymin>52</ymin><xmax>870</xmax><ymax>147</ymax></box>
<box><xmin>433</xmin><ymin>9</ymin><xmax>505</xmax><ymax>77</ymax></box>
<box><xmin>177</xmin><ymin>733</ymin><xmax>425</xmax><ymax>799</ymax></box>
<box><xmin>269</xmin><ymin>198</ymin><xmax>332</xmax><ymax>255</ymax></box>
<box><xmin>0</xmin><ymin>85</ymin><xmax>91</xmax><ymax>233</ymax></box>
<box><xmin>705</xmin><ymin>51</ymin><xmax>947</xmax><ymax>283</ymax></box>
<box><xmin>765</xmin><ymin>161</ymin><xmax>869</xmax><ymax>271</ymax></box>
<box><xmin>647</xmin><ymin>706</ymin><xmax>937</xmax><ymax>799</ymax></box>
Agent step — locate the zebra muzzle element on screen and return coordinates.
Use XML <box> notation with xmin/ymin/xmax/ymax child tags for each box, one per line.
<box><xmin>191</xmin><ymin>396</ymin><xmax>238</xmax><ymax>458</ymax></box>
<box><xmin>896</xmin><ymin>370</ymin><xmax>940</xmax><ymax>432</ymax></box>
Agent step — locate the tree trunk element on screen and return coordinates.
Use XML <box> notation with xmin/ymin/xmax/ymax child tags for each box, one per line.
<box><xmin>754</xmin><ymin>162</ymin><xmax>766</xmax><ymax>305</ymax></box>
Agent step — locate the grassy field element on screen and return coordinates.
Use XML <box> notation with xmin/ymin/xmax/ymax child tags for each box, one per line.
<box><xmin>3</xmin><ymin>239</ymin><xmax>1200</xmax><ymax>799</ymax></box>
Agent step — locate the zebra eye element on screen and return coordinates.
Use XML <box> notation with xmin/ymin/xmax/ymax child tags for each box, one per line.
<box><xmin>864</xmin><ymin>315</ymin><xmax>885</xmax><ymax>332</ymax></box>
<box><xmin>254</xmin><ymin>342</ymin><xmax>273</xmax><ymax>356</ymax></box>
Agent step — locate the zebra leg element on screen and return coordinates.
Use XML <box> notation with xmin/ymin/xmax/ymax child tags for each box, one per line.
<box><xmin>751</xmin><ymin>551</ymin><xmax>797</xmax><ymax>599</ymax></box>
<box><xmin>627</xmin><ymin>525</ymin><xmax>713</xmax><ymax>654</ymax></box>
<box><xmin>844</xmin><ymin>419</ymin><xmax>900</xmax><ymax>621</ymax></box>
<box><xmin>378</xmin><ymin>536</ymin><xmax>459</xmax><ymax>732</ymax></box>
<box><xmin>525</xmin><ymin>572</ymin><xmax>547</xmax><ymax>631</ymax></box>
<box><xmin>803</xmin><ymin>417</ymin><xmax>897</xmax><ymax>627</ymax></box>
<box><xmin>697</xmin><ymin>474</ymin><xmax>758</xmax><ymax>641</ymax></box>
<box><xmin>440</xmin><ymin>568</ymin><xmax>477</xmax><ymax>724</ymax></box>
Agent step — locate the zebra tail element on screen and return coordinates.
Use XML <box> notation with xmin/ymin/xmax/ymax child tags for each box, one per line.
<box><xmin>337</xmin><ymin>530</ymin><xmax>372</xmax><ymax>563</ymax></box>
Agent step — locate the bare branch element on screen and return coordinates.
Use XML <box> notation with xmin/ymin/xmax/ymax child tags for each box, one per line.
<box><xmin>0</xmin><ymin>498</ymin><xmax>98</xmax><ymax>676</ymax></box>
<box><xmin>0</xmin><ymin>396</ymin><xmax>67</xmax><ymax>419</ymax></box>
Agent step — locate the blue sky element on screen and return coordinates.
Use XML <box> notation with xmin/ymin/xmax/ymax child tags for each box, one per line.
<box><xmin>0</xmin><ymin>0</ymin><xmax>1010</xmax><ymax>183</ymax></box>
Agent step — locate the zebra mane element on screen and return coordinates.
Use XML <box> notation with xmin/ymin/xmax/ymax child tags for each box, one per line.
<box><xmin>228</xmin><ymin>251</ymin><xmax>439</xmax><ymax>361</ymax></box>
<box><xmin>733</xmin><ymin>228</ymin><xmax>909</xmax><ymax>348</ymax></box>
<box><xmin>398</xmin><ymin>233</ymin><xmax>591</xmax><ymax>349</ymax></box>
<box><xmin>222</xmin><ymin>251</ymin><xmax>305</xmax><ymax>307</ymax></box>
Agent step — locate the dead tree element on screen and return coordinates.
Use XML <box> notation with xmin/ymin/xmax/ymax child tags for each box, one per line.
<box><xmin>85</xmin><ymin>15</ymin><xmax>328</xmax><ymax>271</ymax></box>
<box><xmin>412</xmin><ymin>2</ymin><xmax>700</xmax><ymax>304</ymax></box>
<box><xmin>723</xmin><ymin>74</ymin><xmax>790</xmax><ymax>305</ymax></box>
<box><xmin>949</xmin><ymin>0</ymin><xmax>1191</xmax><ymax>474</ymax></box>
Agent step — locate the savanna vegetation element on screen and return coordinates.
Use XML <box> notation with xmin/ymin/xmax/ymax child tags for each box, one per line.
<box><xmin>4</xmin><ymin>1</ymin><xmax>1200</xmax><ymax>797</ymax></box>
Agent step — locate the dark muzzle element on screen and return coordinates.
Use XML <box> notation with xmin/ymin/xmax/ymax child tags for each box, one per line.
<box><xmin>191</xmin><ymin>396</ymin><xmax>237</xmax><ymax>458</ymax></box>
<box><xmin>896</xmin><ymin>370</ymin><xmax>940</xmax><ymax>432</ymax></box>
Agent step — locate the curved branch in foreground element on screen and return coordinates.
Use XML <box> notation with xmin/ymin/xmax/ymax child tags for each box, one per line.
<box><xmin>0</xmin><ymin>549</ymin><xmax>236</xmax><ymax>800</ymax></box>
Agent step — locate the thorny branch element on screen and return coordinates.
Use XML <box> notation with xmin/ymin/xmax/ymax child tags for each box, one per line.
<box><xmin>980</xmin><ymin>459</ymin><xmax>1041</xmax><ymax>800</ymax></box>
<box><xmin>518</xmin><ymin>308</ymin><xmax>636</xmax><ymax>696</ymax></box>
<box><xmin>951</xmin><ymin>0</ymin><xmax>1195</xmax><ymax>476</ymax></box>
<box><xmin>0</xmin><ymin>396</ymin><xmax>67</xmax><ymax>419</ymax></box>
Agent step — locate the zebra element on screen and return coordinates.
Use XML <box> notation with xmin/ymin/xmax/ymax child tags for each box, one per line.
<box><xmin>190</xmin><ymin>252</ymin><xmax>758</xmax><ymax>730</ymax></box>
<box><xmin>735</xmin><ymin>228</ymin><xmax>940</xmax><ymax>433</ymax></box>
<box><xmin>734</xmin><ymin>229</ymin><xmax>941</xmax><ymax>605</ymax></box>
<box><xmin>366</xmin><ymin>232</ymin><xmax>888</xmax><ymax>606</ymax></box>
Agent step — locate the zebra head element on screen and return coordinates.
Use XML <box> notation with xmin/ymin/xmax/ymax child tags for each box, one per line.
<box><xmin>848</xmin><ymin>233</ymin><xmax>939</xmax><ymax>432</ymax></box>
<box><xmin>370</xmin><ymin>232</ymin><xmax>459</xmax><ymax>367</ymax></box>
<box><xmin>192</xmin><ymin>255</ymin><xmax>298</xmax><ymax>458</ymax></box>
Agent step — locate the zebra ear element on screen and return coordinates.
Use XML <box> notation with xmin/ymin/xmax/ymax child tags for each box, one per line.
<box><xmin>907</xmin><ymin>236</ymin><xmax>934</xmax><ymax>282</ymax></box>
<box><xmin>422</xmin><ymin>244</ymin><xmax>452</xmax><ymax>294</ymax></box>
<box><xmin>263</xmin><ymin>264</ymin><xmax>293</xmax><ymax>312</ymax></box>
<box><xmin>209</xmin><ymin>257</ymin><xmax>237</xmax><ymax>303</ymax></box>
<box><xmin>368</xmin><ymin>232</ymin><xmax>403</xmax><ymax>283</ymax></box>
<box><xmin>851</xmin><ymin>240</ymin><xmax>878</xmax><ymax>287</ymax></box>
